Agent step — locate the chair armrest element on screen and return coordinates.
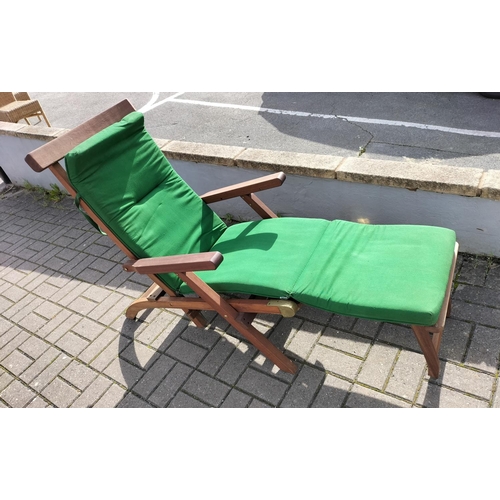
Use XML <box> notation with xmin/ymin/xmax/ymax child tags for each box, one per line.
<box><xmin>200</xmin><ymin>172</ymin><xmax>286</xmax><ymax>204</ymax></box>
<box><xmin>123</xmin><ymin>252</ymin><xmax>223</xmax><ymax>274</ymax></box>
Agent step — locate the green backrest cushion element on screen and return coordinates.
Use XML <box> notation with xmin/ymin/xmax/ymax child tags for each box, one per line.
<box><xmin>65</xmin><ymin>111</ymin><xmax>227</xmax><ymax>291</ymax></box>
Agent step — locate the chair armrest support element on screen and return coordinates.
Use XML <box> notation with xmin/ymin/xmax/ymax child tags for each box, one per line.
<box><xmin>200</xmin><ymin>172</ymin><xmax>286</xmax><ymax>204</ymax></box>
<box><xmin>123</xmin><ymin>252</ymin><xmax>223</xmax><ymax>275</ymax></box>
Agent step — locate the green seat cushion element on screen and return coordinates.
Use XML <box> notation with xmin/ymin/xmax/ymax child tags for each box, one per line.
<box><xmin>292</xmin><ymin>220</ymin><xmax>456</xmax><ymax>325</ymax></box>
<box><xmin>65</xmin><ymin>111</ymin><xmax>227</xmax><ymax>291</ymax></box>
<box><xmin>179</xmin><ymin>218</ymin><xmax>331</xmax><ymax>298</ymax></box>
<box><xmin>183</xmin><ymin>219</ymin><xmax>456</xmax><ymax>326</ymax></box>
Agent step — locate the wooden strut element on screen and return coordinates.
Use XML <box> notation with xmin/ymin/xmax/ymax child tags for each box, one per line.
<box><xmin>410</xmin><ymin>242</ymin><xmax>459</xmax><ymax>379</ymax></box>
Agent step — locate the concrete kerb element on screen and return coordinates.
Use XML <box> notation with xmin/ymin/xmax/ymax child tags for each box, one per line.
<box><xmin>1</xmin><ymin>121</ymin><xmax>500</xmax><ymax>256</ymax></box>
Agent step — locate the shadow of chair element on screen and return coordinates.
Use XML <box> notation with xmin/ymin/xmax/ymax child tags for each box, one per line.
<box><xmin>0</xmin><ymin>92</ymin><xmax>51</xmax><ymax>126</ymax></box>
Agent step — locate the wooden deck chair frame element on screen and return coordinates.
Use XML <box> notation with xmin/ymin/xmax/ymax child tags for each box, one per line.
<box><xmin>25</xmin><ymin>99</ymin><xmax>458</xmax><ymax>378</ymax></box>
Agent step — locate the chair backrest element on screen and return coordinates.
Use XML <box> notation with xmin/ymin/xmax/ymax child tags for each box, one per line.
<box><xmin>0</xmin><ymin>92</ymin><xmax>15</xmax><ymax>108</ymax></box>
<box><xmin>64</xmin><ymin>111</ymin><xmax>227</xmax><ymax>291</ymax></box>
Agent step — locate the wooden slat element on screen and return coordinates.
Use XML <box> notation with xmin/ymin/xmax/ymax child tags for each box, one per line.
<box><xmin>123</xmin><ymin>252</ymin><xmax>224</xmax><ymax>274</ymax></box>
<box><xmin>241</xmin><ymin>193</ymin><xmax>278</xmax><ymax>219</ymax></box>
<box><xmin>200</xmin><ymin>172</ymin><xmax>286</xmax><ymax>204</ymax></box>
<box><xmin>25</xmin><ymin>99</ymin><xmax>135</xmax><ymax>172</ymax></box>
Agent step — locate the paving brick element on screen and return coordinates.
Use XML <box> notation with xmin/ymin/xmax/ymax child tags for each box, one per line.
<box><xmin>93</xmin><ymin>383</ymin><xmax>127</xmax><ymax>408</ymax></box>
<box><xmin>115</xmin><ymin>392</ymin><xmax>153</xmax><ymax>408</ymax></box>
<box><xmin>103</xmin><ymin>358</ymin><xmax>145</xmax><ymax>388</ymax></box>
<box><xmin>181</xmin><ymin>325</ymin><xmax>221</xmax><ymax>349</ymax></box>
<box><xmin>485</xmin><ymin>265</ymin><xmax>500</xmax><ymax>289</ymax></box>
<box><xmin>280</xmin><ymin>365</ymin><xmax>324</xmax><ymax>408</ymax></box>
<box><xmin>0</xmin><ymin>370</ymin><xmax>15</xmax><ymax>392</ymax></box>
<box><xmin>308</xmin><ymin>344</ymin><xmax>362</xmax><ymax>380</ymax></box>
<box><xmin>60</xmin><ymin>360</ymin><xmax>98</xmax><ymax>391</ymax></box>
<box><xmin>285</xmin><ymin>321</ymin><xmax>322</xmax><ymax>360</ymax></box>
<box><xmin>248</xmin><ymin>399</ymin><xmax>272</xmax><ymax>408</ymax></box>
<box><xmin>0</xmin><ymin>316</ymin><xmax>12</xmax><ymax>336</ymax></box>
<box><xmin>120</xmin><ymin>341</ymin><xmax>161</xmax><ymax>369</ymax></box>
<box><xmin>346</xmin><ymin>384</ymin><xmax>410</xmax><ymax>408</ymax></box>
<box><xmin>296</xmin><ymin>304</ymin><xmax>333</xmax><ymax>324</ymax></box>
<box><xmin>455</xmin><ymin>284</ymin><xmax>500</xmax><ymax>308</ymax></box>
<box><xmin>132</xmin><ymin>355</ymin><xmax>176</xmax><ymax>399</ymax></box>
<box><xmin>70</xmin><ymin>375</ymin><xmax>113</xmax><ymax>408</ymax></box>
<box><xmin>439</xmin><ymin>318</ymin><xmax>472</xmax><ymax>363</ymax></box>
<box><xmin>33</xmin><ymin>301</ymin><xmax>63</xmax><ymax>320</ymax></box>
<box><xmin>352</xmin><ymin>319</ymin><xmax>382</xmax><ymax>339</ymax></box>
<box><xmin>42</xmin><ymin>310</ymin><xmax>80</xmax><ymax>342</ymax></box>
<box><xmin>377</xmin><ymin>323</ymin><xmax>420</xmax><ymax>352</ymax></box>
<box><xmin>19</xmin><ymin>347</ymin><xmax>61</xmax><ymax>384</ymax></box>
<box><xmin>328</xmin><ymin>314</ymin><xmax>356</xmax><ymax>331</ymax></box>
<box><xmin>3</xmin><ymin>294</ymin><xmax>44</xmax><ymax>323</ymax></box>
<box><xmin>236</xmin><ymin>368</ymin><xmax>288</xmax><ymax>406</ymax></box>
<box><xmin>356</xmin><ymin>343</ymin><xmax>399</xmax><ymax>390</ymax></box>
<box><xmin>166</xmin><ymin>338</ymin><xmax>208</xmax><ymax>368</ymax></box>
<box><xmin>89</xmin><ymin>294</ymin><xmax>129</xmax><ymax>324</ymax></box>
<box><xmin>451</xmin><ymin>300</ymin><xmax>500</xmax><ymax>328</ymax></box>
<box><xmin>457</xmin><ymin>258</ymin><xmax>488</xmax><ymax>286</ymax></box>
<box><xmin>149</xmin><ymin>362</ymin><xmax>193</xmax><ymax>407</ymax></box>
<box><xmin>198</xmin><ymin>337</ymin><xmax>237</xmax><ymax>376</ymax></box>
<box><xmin>56</xmin><ymin>332</ymin><xmax>90</xmax><ymax>357</ymax></box>
<box><xmin>42</xmin><ymin>377</ymin><xmax>80</xmax><ymax>408</ymax></box>
<box><xmin>0</xmin><ymin>380</ymin><xmax>37</xmax><ymax>408</ymax></box>
<box><xmin>2</xmin><ymin>349</ymin><xmax>34</xmax><ymax>376</ymax></box>
<box><xmin>19</xmin><ymin>336</ymin><xmax>51</xmax><ymax>359</ymax></box>
<box><xmin>183</xmin><ymin>371</ymin><xmax>231</xmax><ymax>407</ymax></box>
<box><xmin>418</xmin><ymin>381</ymin><xmax>489</xmax><ymax>408</ymax></box>
<box><xmin>30</xmin><ymin>353</ymin><xmax>72</xmax><ymax>392</ymax></box>
<box><xmin>434</xmin><ymin>362</ymin><xmax>494</xmax><ymax>399</ymax></box>
<box><xmin>168</xmin><ymin>392</ymin><xmax>209</xmax><ymax>408</ymax></box>
<box><xmin>26</xmin><ymin>396</ymin><xmax>50</xmax><ymax>408</ymax></box>
<box><xmin>81</xmin><ymin>285</ymin><xmax>113</xmax><ymax>304</ymax></box>
<box><xmin>0</xmin><ymin>296</ymin><xmax>13</xmax><ymax>315</ymax></box>
<box><xmin>147</xmin><ymin>317</ymin><xmax>189</xmax><ymax>351</ymax></box>
<box><xmin>72</xmin><ymin>318</ymin><xmax>106</xmax><ymax>342</ymax></box>
<box><xmin>318</xmin><ymin>328</ymin><xmax>371</xmax><ymax>358</ymax></box>
<box><xmin>0</xmin><ymin>329</ymin><xmax>30</xmax><ymax>362</ymax></box>
<box><xmin>220</xmin><ymin>388</ymin><xmax>252</xmax><ymax>408</ymax></box>
<box><xmin>385</xmin><ymin>350</ymin><xmax>427</xmax><ymax>402</ymax></box>
<box><xmin>84</xmin><ymin>332</ymin><xmax>124</xmax><ymax>370</ymax></box>
<box><xmin>18</xmin><ymin>313</ymin><xmax>48</xmax><ymax>334</ymax></box>
<box><xmin>311</xmin><ymin>374</ymin><xmax>352</xmax><ymax>408</ymax></box>
<box><xmin>216</xmin><ymin>341</ymin><xmax>256</xmax><ymax>385</ymax></box>
<box><xmin>1</xmin><ymin>285</ymin><xmax>28</xmax><ymax>303</ymax></box>
<box><xmin>465</xmin><ymin>325</ymin><xmax>500</xmax><ymax>373</ymax></box>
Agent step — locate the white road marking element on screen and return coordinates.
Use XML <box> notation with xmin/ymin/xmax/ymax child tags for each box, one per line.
<box><xmin>161</xmin><ymin>96</ymin><xmax>500</xmax><ymax>139</ymax></box>
<box><xmin>138</xmin><ymin>92</ymin><xmax>160</xmax><ymax>112</ymax></box>
<box><xmin>140</xmin><ymin>92</ymin><xmax>185</xmax><ymax>113</ymax></box>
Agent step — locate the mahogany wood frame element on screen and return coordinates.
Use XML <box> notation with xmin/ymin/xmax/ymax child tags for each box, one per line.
<box><xmin>25</xmin><ymin>99</ymin><xmax>458</xmax><ymax>378</ymax></box>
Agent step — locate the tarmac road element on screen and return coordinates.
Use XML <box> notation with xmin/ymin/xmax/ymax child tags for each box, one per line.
<box><xmin>30</xmin><ymin>92</ymin><xmax>500</xmax><ymax>170</ymax></box>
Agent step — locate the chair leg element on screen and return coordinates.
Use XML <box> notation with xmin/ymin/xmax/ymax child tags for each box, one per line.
<box><xmin>411</xmin><ymin>325</ymin><xmax>441</xmax><ymax>379</ymax></box>
<box><xmin>180</xmin><ymin>271</ymin><xmax>298</xmax><ymax>374</ymax></box>
<box><xmin>41</xmin><ymin>111</ymin><xmax>51</xmax><ymax>127</ymax></box>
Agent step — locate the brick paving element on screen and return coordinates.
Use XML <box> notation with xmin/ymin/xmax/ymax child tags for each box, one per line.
<box><xmin>1</xmin><ymin>187</ymin><xmax>500</xmax><ymax>408</ymax></box>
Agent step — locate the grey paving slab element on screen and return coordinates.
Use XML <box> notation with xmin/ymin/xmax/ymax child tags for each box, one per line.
<box><xmin>1</xmin><ymin>189</ymin><xmax>500</xmax><ymax>408</ymax></box>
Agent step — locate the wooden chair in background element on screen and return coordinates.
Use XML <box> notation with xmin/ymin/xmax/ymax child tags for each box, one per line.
<box><xmin>0</xmin><ymin>92</ymin><xmax>51</xmax><ymax>126</ymax></box>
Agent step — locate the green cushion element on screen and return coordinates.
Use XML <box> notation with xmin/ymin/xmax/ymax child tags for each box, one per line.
<box><xmin>65</xmin><ymin>111</ymin><xmax>227</xmax><ymax>291</ymax></box>
<box><xmin>184</xmin><ymin>219</ymin><xmax>456</xmax><ymax>326</ymax></box>
<box><xmin>179</xmin><ymin>218</ymin><xmax>330</xmax><ymax>298</ymax></box>
<box><xmin>292</xmin><ymin>220</ymin><xmax>456</xmax><ymax>325</ymax></box>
